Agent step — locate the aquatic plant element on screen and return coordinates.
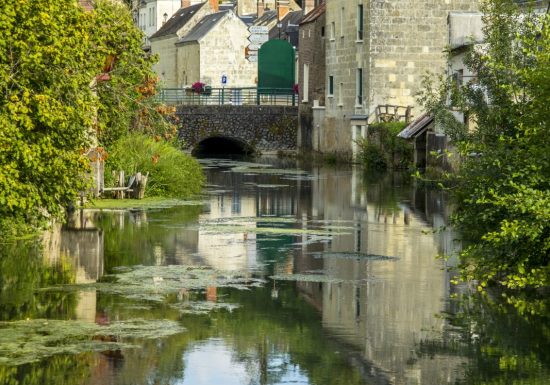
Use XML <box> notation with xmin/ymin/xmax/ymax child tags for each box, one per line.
<box><xmin>0</xmin><ymin>318</ymin><xmax>184</xmax><ymax>366</ymax></box>
<box><xmin>43</xmin><ymin>265</ymin><xmax>266</xmax><ymax>303</ymax></box>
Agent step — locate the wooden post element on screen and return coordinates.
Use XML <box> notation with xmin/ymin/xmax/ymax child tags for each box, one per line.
<box><xmin>132</xmin><ymin>172</ymin><xmax>148</xmax><ymax>199</ymax></box>
<box><xmin>117</xmin><ymin>170</ymin><xmax>125</xmax><ymax>199</ymax></box>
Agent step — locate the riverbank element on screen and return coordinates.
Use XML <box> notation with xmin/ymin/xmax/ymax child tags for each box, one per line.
<box><xmin>83</xmin><ymin>197</ymin><xmax>205</xmax><ymax>210</ymax></box>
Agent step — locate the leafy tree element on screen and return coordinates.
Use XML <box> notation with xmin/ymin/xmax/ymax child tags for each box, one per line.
<box><xmin>419</xmin><ymin>0</ymin><xmax>550</xmax><ymax>289</ymax></box>
<box><xmin>0</xmin><ymin>0</ymin><xmax>100</xmax><ymax>226</ymax></box>
<box><xmin>0</xmin><ymin>0</ymin><xmax>173</xmax><ymax>230</ymax></box>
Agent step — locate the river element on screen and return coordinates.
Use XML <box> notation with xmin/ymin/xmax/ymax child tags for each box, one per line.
<box><xmin>0</xmin><ymin>158</ymin><xmax>548</xmax><ymax>385</ymax></box>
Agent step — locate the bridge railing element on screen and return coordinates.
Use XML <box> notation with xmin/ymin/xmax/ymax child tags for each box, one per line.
<box><xmin>157</xmin><ymin>87</ymin><xmax>297</xmax><ymax>106</ymax></box>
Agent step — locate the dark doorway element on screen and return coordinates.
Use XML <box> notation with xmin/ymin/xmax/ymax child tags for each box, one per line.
<box><xmin>192</xmin><ymin>137</ymin><xmax>255</xmax><ymax>158</ymax></box>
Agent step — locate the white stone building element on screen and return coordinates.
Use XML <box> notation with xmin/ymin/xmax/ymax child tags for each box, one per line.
<box><xmin>138</xmin><ymin>0</ymin><xmax>203</xmax><ymax>48</ymax></box>
<box><xmin>175</xmin><ymin>10</ymin><xmax>257</xmax><ymax>88</ymax></box>
<box><xmin>150</xmin><ymin>1</ymin><xmax>215</xmax><ymax>87</ymax></box>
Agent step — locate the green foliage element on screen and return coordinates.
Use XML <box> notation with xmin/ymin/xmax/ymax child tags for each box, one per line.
<box><xmin>0</xmin><ymin>0</ymin><xmax>172</xmax><ymax>233</ymax></box>
<box><xmin>358</xmin><ymin>122</ymin><xmax>412</xmax><ymax>170</ymax></box>
<box><xmin>91</xmin><ymin>1</ymin><xmax>177</xmax><ymax>145</ymax></box>
<box><xmin>105</xmin><ymin>134</ymin><xmax>204</xmax><ymax>198</ymax></box>
<box><xmin>0</xmin><ymin>0</ymin><xmax>99</xmax><ymax>225</ymax></box>
<box><xmin>418</xmin><ymin>0</ymin><xmax>550</xmax><ymax>289</ymax></box>
<box><xmin>359</xmin><ymin>142</ymin><xmax>387</xmax><ymax>169</ymax></box>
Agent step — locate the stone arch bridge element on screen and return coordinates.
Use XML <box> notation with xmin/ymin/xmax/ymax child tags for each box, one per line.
<box><xmin>160</xmin><ymin>88</ymin><xmax>298</xmax><ymax>155</ymax></box>
<box><xmin>177</xmin><ymin>104</ymin><xmax>298</xmax><ymax>155</ymax></box>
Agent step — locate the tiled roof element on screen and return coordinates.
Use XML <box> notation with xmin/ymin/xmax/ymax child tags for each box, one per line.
<box><xmin>150</xmin><ymin>2</ymin><xmax>206</xmax><ymax>40</ymax></box>
<box><xmin>300</xmin><ymin>2</ymin><xmax>325</xmax><ymax>25</ymax></box>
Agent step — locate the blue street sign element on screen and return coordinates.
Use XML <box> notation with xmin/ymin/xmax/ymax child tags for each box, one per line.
<box><xmin>221</xmin><ymin>75</ymin><xmax>227</xmax><ymax>85</ymax></box>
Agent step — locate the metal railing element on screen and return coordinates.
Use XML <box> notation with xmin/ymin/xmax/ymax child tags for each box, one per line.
<box><xmin>157</xmin><ymin>87</ymin><xmax>297</xmax><ymax>106</ymax></box>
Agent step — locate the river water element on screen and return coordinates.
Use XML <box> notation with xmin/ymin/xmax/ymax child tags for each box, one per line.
<box><xmin>0</xmin><ymin>158</ymin><xmax>548</xmax><ymax>385</ymax></box>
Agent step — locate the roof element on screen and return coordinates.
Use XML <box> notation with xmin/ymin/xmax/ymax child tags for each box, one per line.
<box><xmin>150</xmin><ymin>2</ymin><xmax>206</xmax><ymax>40</ymax></box>
<box><xmin>300</xmin><ymin>2</ymin><xmax>325</xmax><ymax>25</ymax></box>
<box><xmin>397</xmin><ymin>114</ymin><xmax>434</xmax><ymax>139</ymax></box>
<box><xmin>268</xmin><ymin>10</ymin><xmax>303</xmax><ymax>46</ymax></box>
<box><xmin>178</xmin><ymin>11</ymin><xmax>230</xmax><ymax>43</ymax></box>
<box><xmin>254</xmin><ymin>10</ymin><xmax>277</xmax><ymax>26</ymax></box>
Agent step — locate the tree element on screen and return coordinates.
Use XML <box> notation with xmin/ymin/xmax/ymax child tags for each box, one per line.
<box><xmin>419</xmin><ymin>0</ymin><xmax>550</xmax><ymax>289</ymax></box>
<box><xmin>0</xmin><ymin>0</ymin><xmax>165</xmax><ymax>231</ymax></box>
<box><xmin>0</xmin><ymin>0</ymin><xmax>100</xmax><ymax>228</ymax></box>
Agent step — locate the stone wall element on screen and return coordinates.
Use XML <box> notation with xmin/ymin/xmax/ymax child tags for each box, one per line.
<box><xmin>298</xmin><ymin>6</ymin><xmax>326</xmax><ymax>151</ymax></box>
<box><xmin>321</xmin><ymin>0</ymin><xmax>479</xmax><ymax>157</ymax></box>
<box><xmin>197</xmin><ymin>12</ymin><xmax>257</xmax><ymax>88</ymax></box>
<box><xmin>177</xmin><ymin>105</ymin><xmax>298</xmax><ymax>152</ymax></box>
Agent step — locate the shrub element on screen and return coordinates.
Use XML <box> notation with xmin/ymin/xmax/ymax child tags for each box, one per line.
<box><xmin>359</xmin><ymin>141</ymin><xmax>387</xmax><ymax>170</ymax></box>
<box><xmin>358</xmin><ymin>122</ymin><xmax>412</xmax><ymax>170</ymax></box>
<box><xmin>106</xmin><ymin>134</ymin><xmax>205</xmax><ymax>198</ymax></box>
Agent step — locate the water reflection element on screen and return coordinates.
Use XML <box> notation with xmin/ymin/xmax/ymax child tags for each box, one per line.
<box><xmin>0</xmin><ymin>159</ymin><xmax>548</xmax><ymax>385</ymax></box>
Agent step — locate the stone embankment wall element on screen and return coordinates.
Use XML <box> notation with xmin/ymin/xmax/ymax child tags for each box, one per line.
<box><xmin>177</xmin><ymin>105</ymin><xmax>298</xmax><ymax>152</ymax></box>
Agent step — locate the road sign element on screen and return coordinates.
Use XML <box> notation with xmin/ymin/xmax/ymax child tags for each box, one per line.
<box><xmin>248</xmin><ymin>25</ymin><xmax>268</xmax><ymax>34</ymax></box>
<box><xmin>221</xmin><ymin>74</ymin><xmax>227</xmax><ymax>85</ymax></box>
<box><xmin>248</xmin><ymin>34</ymin><xmax>269</xmax><ymax>44</ymax></box>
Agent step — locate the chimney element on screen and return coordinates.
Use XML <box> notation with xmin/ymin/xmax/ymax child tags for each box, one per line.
<box><xmin>181</xmin><ymin>0</ymin><xmax>190</xmax><ymax>8</ymax></box>
<box><xmin>277</xmin><ymin>0</ymin><xmax>289</xmax><ymax>21</ymax></box>
<box><xmin>257</xmin><ymin>1</ymin><xmax>265</xmax><ymax>17</ymax></box>
<box><xmin>209</xmin><ymin>0</ymin><xmax>219</xmax><ymax>12</ymax></box>
<box><xmin>303</xmin><ymin>0</ymin><xmax>315</xmax><ymax>15</ymax></box>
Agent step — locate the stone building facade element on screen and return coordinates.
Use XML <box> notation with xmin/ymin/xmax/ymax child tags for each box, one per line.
<box><xmin>320</xmin><ymin>0</ymin><xmax>479</xmax><ymax>158</ymax></box>
<box><xmin>150</xmin><ymin>2</ymin><xmax>214</xmax><ymax>88</ymax></box>
<box><xmin>176</xmin><ymin>10</ymin><xmax>257</xmax><ymax>88</ymax></box>
<box><xmin>298</xmin><ymin>2</ymin><xmax>326</xmax><ymax>151</ymax></box>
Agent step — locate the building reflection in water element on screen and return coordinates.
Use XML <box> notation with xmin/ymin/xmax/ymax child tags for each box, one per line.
<box><xmin>38</xmin><ymin>162</ymin><xmax>463</xmax><ymax>385</ymax></box>
<box><xmin>296</xmin><ymin>165</ymin><xmax>465</xmax><ymax>385</ymax></box>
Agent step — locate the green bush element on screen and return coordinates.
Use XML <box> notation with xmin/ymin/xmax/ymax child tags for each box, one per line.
<box><xmin>106</xmin><ymin>134</ymin><xmax>205</xmax><ymax>198</ymax></box>
<box><xmin>359</xmin><ymin>141</ymin><xmax>387</xmax><ymax>170</ymax></box>
<box><xmin>358</xmin><ymin>122</ymin><xmax>412</xmax><ymax>170</ymax></box>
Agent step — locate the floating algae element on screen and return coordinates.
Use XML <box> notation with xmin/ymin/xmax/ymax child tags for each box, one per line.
<box><xmin>0</xmin><ymin>318</ymin><xmax>184</xmax><ymax>366</ymax></box>
<box><xmin>230</xmin><ymin>166</ymin><xmax>308</xmax><ymax>176</ymax></box>
<box><xmin>43</xmin><ymin>265</ymin><xmax>266</xmax><ymax>302</ymax></box>
<box><xmin>200</xmin><ymin>224</ymin><xmax>347</xmax><ymax>237</ymax></box>
<box><xmin>270</xmin><ymin>274</ymin><xmax>374</xmax><ymax>284</ymax></box>
<box><xmin>310</xmin><ymin>252</ymin><xmax>398</xmax><ymax>261</ymax></box>
<box><xmin>169</xmin><ymin>301</ymin><xmax>240</xmax><ymax>315</ymax></box>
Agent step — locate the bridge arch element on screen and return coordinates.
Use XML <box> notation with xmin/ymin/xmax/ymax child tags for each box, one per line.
<box><xmin>191</xmin><ymin>136</ymin><xmax>255</xmax><ymax>158</ymax></box>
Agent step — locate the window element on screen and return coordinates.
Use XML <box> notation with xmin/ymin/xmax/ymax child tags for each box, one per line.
<box><xmin>356</xmin><ymin>68</ymin><xmax>363</xmax><ymax>106</ymax></box>
<box><xmin>303</xmin><ymin>64</ymin><xmax>310</xmax><ymax>102</ymax></box>
<box><xmin>357</xmin><ymin>4</ymin><xmax>364</xmax><ymax>41</ymax></box>
<box><xmin>330</xmin><ymin>21</ymin><xmax>335</xmax><ymax>40</ymax></box>
<box><xmin>340</xmin><ymin>8</ymin><xmax>344</xmax><ymax>37</ymax></box>
<box><xmin>328</xmin><ymin>75</ymin><xmax>334</xmax><ymax>96</ymax></box>
<box><xmin>321</xmin><ymin>26</ymin><xmax>325</xmax><ymax>37</ymax></box>
<box><xmin>338</xmin><ymin>82</ymin><xmax>343</xmax><ymax>106</ymax></box>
